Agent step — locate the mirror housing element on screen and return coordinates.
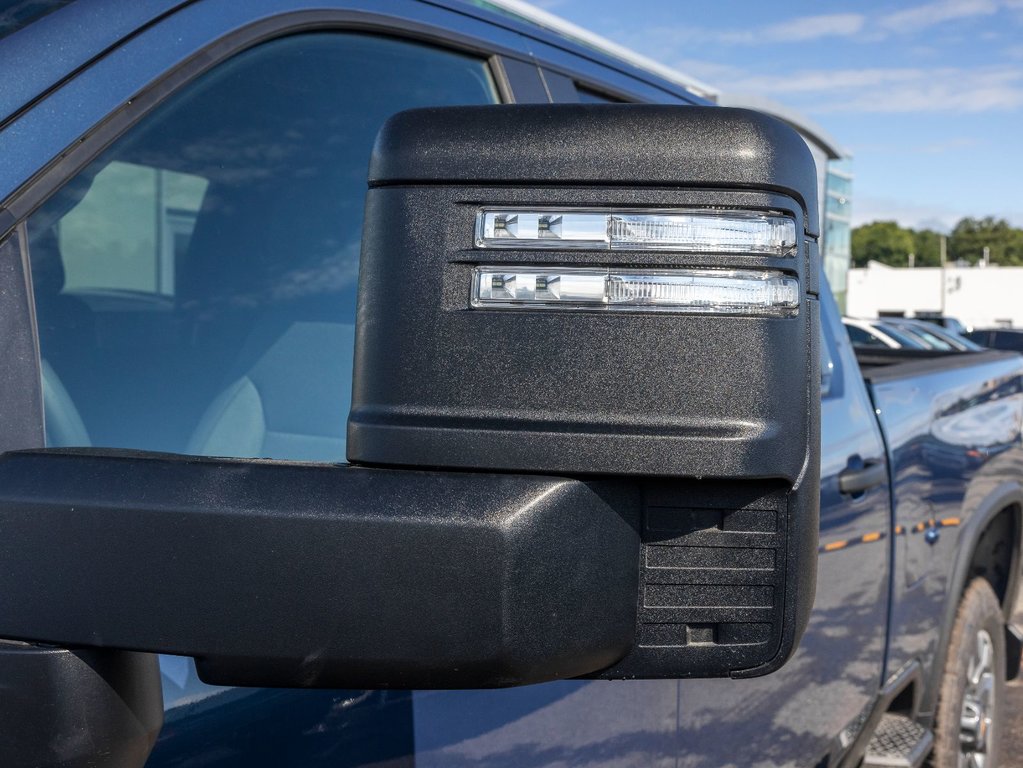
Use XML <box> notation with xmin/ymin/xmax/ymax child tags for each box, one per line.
<box><xmin>351</xmin><ymin>105</ymin><xmax>821</xmax><ymax>679</ymax></box>
<box><xmin>351</xmin><ymin>105</ymin><xmax>819</xmax><ymax>480</ymax></box>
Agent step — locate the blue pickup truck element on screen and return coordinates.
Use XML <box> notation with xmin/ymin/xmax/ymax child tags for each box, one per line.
<box><xmin>1</xmin><ymin>2</ymin><xmax>1022</xmax><ymax>768</ymax></box>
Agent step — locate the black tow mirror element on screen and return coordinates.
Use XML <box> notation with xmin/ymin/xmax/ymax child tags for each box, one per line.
<box><xmin>352</xmin><ymin>104</ymin><xmax>821</xmax><ymax>679</ymax></box>
<box><xmin>0</xmin><ymin>108</ymin><xmax>819</xmax><ymax>764</ymax></box>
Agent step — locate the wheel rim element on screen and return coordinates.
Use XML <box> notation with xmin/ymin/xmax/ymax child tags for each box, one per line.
<box><xmin>959</xmin><ymin>628</ymin><xmax>995</xmax><ymax>768</ymax></box>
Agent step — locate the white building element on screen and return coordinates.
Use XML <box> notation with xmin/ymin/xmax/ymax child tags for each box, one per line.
<box><xmin>847</xmin><ymin>261</ymin><xmax>1023</xmax><ymax>329</ymax></box>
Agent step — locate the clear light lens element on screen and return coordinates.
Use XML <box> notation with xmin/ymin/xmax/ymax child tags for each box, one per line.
<box><xmin>476</xmin><ymin>209</ymin><xmax>797</xmax><ymax>255</ymax></box>
<box><xmin>472</xmin><ymin>267</ymin><xmax>799</xmax><ymax>316</ymax></box>
<box><xmin>609</xmin><ymin>212</ymin><xmax>796</xmax><ymax>254</ymax></box>
<box><xmin>480</xmin><ymin>211</ymin><xmax>608</xmax><ymax>248</ymax></box>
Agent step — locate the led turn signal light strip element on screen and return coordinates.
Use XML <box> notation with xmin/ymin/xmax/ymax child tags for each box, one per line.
<box><xmin>471</xmin><ymin>208</ymin><xmax>802</xmax><ymax>317</ymax></box>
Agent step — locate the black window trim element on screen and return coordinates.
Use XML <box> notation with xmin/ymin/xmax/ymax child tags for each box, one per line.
<box><xmin>443</xmin><ymin>1</ymin><xmax>707</xmax><ymax>106</ymax></box>
<box><xmin>574</xmin><ymin>82</ymin><xmax>630</xmax><ymax>103</ymax></box>
<box><xmin>820</xmin><ymin>311</ymin><xmax>843</xmax><ymax>400</ymax></box>
<box><xmin>491</xmin><ymin>54</ymin><xmax>549</xmax><ymax>104</ymax></box>
<box><xmin>0</xmin><ymin>222</ymin><xmax>44</xmax><ymax>452</ymax></box>
<box><xmin>540</xmin><ymin>63</ymin><xmax>677</xmax><ymax>105</ymax></box>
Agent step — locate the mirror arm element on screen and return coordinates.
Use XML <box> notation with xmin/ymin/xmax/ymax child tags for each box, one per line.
<box><xmin>0</xmin><ymin>449</ymin><xmax>639</xmax><ymax>689</ymax></box>
<box><xmin>0</xmin><ymin>643</ymin><xmax>162</xmax><ymax>768</ymax></box>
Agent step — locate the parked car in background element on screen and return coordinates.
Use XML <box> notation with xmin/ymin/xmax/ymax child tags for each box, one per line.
<box><xmin>914</xmin><ymin>313</ymin><xmax>971</xmax><ymax>336</ymax></box>
<box><xmin>968</xmin><ymin>328</ymin><xmax>1023</xmax><ymax>354</ymax></box>
<box><xmin>886</xmin><ymin>318</ymin><xmax>985</xmax><ymax>352</ymax></box>
<box><xmin>843</xmin><ymin>317</ymin><xmax>928</xmax><ymax>349</ymax></box>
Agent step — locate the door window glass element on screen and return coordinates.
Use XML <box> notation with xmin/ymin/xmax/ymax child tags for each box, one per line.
<box><xmin>27</xmin><ymin>33</ymin><xmax>498</xmax><ymax>459</ymax></box>
<box><xmin>577</xmin><ymin>86</ymin><xmax>623</xmax><ymax>103</ymax></box>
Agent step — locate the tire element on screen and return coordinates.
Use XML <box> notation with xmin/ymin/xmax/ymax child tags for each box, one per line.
<box><xmin>932</xmin><ymin>578</ymin><xmax>1006</xmax><ymax>768</ymax></box>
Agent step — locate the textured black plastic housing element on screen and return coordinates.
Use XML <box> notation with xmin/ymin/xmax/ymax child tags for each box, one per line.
<box><xmin>351</xmin><ymin>105</ymin><xmax>818</xmax><ymax>484</ymax></box>
<box><xmin>350</xmin><ymin>105</ymin><xmax>821</xmax><ymax>678</ymax></box>
<box><xmin>0</xmin><ymin>450</ymin><xmax>639</xmax><ymax>688</ymax></box>
<box><xmin>0</xmin><ymin>643</ymin><xmax>162</xmax><ymax>768</ymax></box>
<box><xmin>367</xmin><ymin>104</ymin><xmax>820</xmax><ymax>236</ymax></box>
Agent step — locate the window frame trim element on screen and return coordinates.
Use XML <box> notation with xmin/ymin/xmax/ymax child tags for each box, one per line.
<box><xmin>0</xmin><ymin>223</ymin><xmax>45</xmax><ymax>452</ymax></box>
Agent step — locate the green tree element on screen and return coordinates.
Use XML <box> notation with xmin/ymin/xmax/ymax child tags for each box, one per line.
<box><xmin>948</xmin><ymin>217</ymin><xmax>1023</xmax><ymax>266</ymax></box>
<box><xmin>851</xmin><ymin>221</ymin><xmax>915</xmax><ymax>267</ymax></box>
<box><xmin>911</xmin><ymin>229</ymin><xmax>944</xmax><ymax>267</ymax></box>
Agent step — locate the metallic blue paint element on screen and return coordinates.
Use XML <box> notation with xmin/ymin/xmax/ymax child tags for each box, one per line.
<box><xmin>869</xmin><ymin>355</ymin><xmax>1023</xmax><ymax>713</ymax></box>
<box><xmin>0</xmin><ymin>0</ymin><xmax>190</xmax><ymax>125</ymax></box>
<box><xmin>153</xmin><ymin>659</ymin><xmax>415</xmax><ymax>767</ymax></box>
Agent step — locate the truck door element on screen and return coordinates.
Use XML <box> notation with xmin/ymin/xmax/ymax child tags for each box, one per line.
<box><xmin>6</xmin><ymin>12</ymin><xmax>678</xmax><ymax>767</ymax></box>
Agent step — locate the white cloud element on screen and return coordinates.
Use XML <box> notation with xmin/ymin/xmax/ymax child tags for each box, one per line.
<box><xmin>629</xmin><ymin>0</ymin><xmax>1018</xmax><ymax>54</ymax></box>
<box><xmin>714</xmin><ymin>64</ymin><xmax>1023</xmax><ymax>114</ymax></box>
<box><xmin>835</xmin><ymin>137</ymin><xmax>982</xmax><ymax>155</ymax></box>
<box><xmin>617</xmin><ymin>15</ymin><xmax>865</xmax><ymax>53</ymax></box>
<box><xmin>852</xmin><ymin>198</ymin><xmax>961</xmax><ymax>231</ymax></box>
<box><xmin>723</xmin><ymin>13</ymin><xmax>865</xmax><ymax>44</ymax></box>
<box><xmin>726</xmin><ymin>68</ymin><xmax>926</xmax><ymax>94</ymax></box>
<box><xmin>916</xmin><ymin>137</ymin><xmax>982</xmax><ymax>153</ymax></box>
<box><xmin>810</xmin><ymin>67</ymin><xmax>1023</xmax><ymax>113</ymax></box>
<box><xmin>878</xmin><ymin>0</ymin><xmax>999</xmax><ymax>34</ymax></box>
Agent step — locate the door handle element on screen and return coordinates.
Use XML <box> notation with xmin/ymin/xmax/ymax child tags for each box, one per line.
<box><xmin>838</xmin><ymin>459</ymin><xmax>886</xmax><ymax>495</ymax></box>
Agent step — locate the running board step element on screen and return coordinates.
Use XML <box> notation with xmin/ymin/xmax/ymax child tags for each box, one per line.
<box><xmin>863</xmin><ymin>713</ymin><xmax>933</xmax><ymax>768</ymax></box>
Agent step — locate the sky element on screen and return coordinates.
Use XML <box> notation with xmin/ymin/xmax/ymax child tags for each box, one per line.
<box><xmin>530</xmin><ymin>0</ymin><xmax>1023</xmax><ymax>233</ymax></box>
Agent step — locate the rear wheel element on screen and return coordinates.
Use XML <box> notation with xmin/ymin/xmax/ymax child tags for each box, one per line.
<box><xmin>932</xmin><ymin>578</ymin><xmax>1005</xmax><ymax>768</ymax></box>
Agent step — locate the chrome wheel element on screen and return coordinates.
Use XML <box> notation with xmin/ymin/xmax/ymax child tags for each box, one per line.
<box><xmin>959</xmin><ymin>628</ymin><xmax>995</xmax><ymax>768</ymax></box>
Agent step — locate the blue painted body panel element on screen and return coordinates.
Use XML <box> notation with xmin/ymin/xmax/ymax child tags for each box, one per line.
<box><xmin>153</xmin><ymin>662</ymin><xmax>679</xmax><ymax>767</ymax></box>
<box><xmin>0</xmin><ymin>0</ymin><xmax>190</xmax><ymax>124</ymax></box>
<box><xmin>1</xmin><ymin>2</ymin><xmax>1021</xmax><ymax>766</ymax></box>
<box><xmin>869</xmin><ymin>355</ymin><xmax>1023</xmax><ymax>708</ymax></box>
